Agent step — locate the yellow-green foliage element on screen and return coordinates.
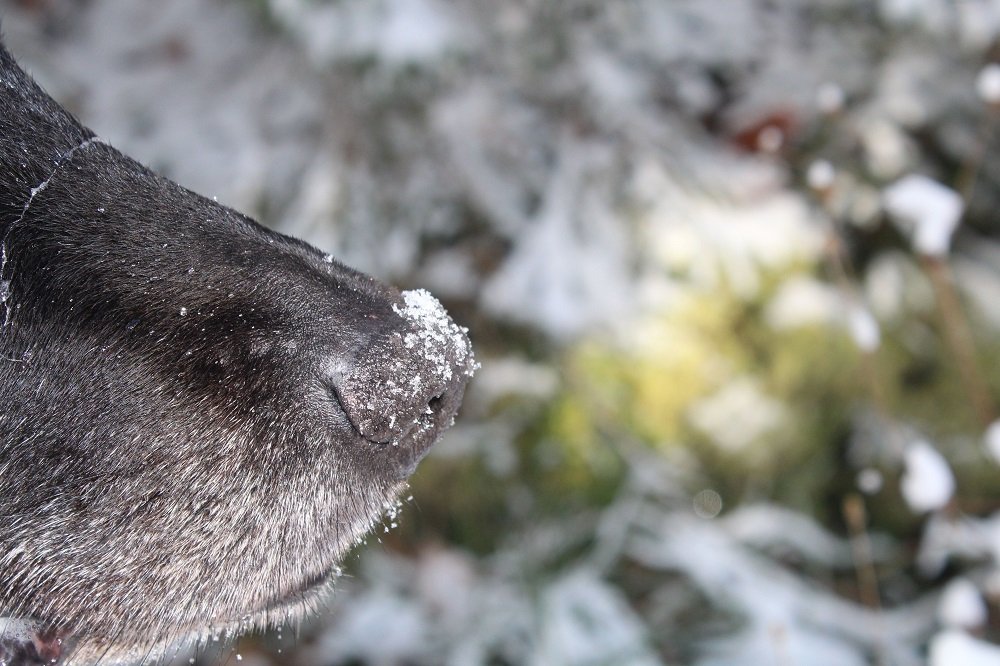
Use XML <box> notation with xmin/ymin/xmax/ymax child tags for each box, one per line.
<box><xmin>533</xmin><ymin>271</ymin><xmax>1000</xmax><ymax>517</ymax></box>
<box><xmin>556</xmin><ymin>292</ymin><xmax>745</xmax><ymax>447</ymax></box>
<box><xmin>544</xmin><ymin>280</ymin><xmax>866</xmax><ymax>506</ymax></box>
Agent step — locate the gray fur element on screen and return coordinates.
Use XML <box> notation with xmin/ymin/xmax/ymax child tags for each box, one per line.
<box><xmin>0</xmin><ymin>39</ymin><xmax>474</xmax><ymax>665</ymax></box>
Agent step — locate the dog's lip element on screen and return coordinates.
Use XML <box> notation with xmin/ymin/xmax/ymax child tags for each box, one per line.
<box><xmin>376</xmin><ymin>414</ymin><xmax>442</xmax><ymax>479</ymax></box>
<box><xmin>293</xmin><ymin>569</ymin><xmax>334</xmax><ymax>597</ymax></box>
<box><xmin>264</xmin><ymin>567</ymin><xmax>338</xmax><ymax>612</ymax></box>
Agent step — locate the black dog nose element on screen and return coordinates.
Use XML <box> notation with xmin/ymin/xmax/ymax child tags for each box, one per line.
<box><xmin>333</xmin><ymin>289</ymin><xmax>475</xmax><ymax>446</ymax></box>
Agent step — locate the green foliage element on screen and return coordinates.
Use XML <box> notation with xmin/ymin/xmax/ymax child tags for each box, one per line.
<box><xmin>404</xmin><ymin>455</ymin><xmax>515</xmax><ymax>556</ymax></box>
<box><xmin>533</xmin><ymin>279</ymin><xmax>862</xmax><ymax>510</ymax></box>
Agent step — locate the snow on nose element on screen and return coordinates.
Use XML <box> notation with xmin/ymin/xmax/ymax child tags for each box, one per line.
<box><xmin>334</xmin><ymin>289</ymin><xmax>476</xmax><ymax>446</ymax></box>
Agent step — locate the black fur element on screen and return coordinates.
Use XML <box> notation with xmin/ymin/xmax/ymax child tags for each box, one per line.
<box><xmin>0</xmin><ymin>40</ymin><xmax>473</xmax><ymax>664</ymax></box>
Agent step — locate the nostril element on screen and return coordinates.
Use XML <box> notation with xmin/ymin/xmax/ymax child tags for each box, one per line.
<box><xmin>334</xmin><ymin>382</ymin><xmax>452</xmax><ymax>445</ymax></box>
<box><xmin>415</xmin><ymin>393</ymin><xmax>449</xmax><ymax>428</ymax></box>
<box><xmin>427</xmin><ymin>393</ymin><xmax>445</xmax><ymax>415</ymax></box>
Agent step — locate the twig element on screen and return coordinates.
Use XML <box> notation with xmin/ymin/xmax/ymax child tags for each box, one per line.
<box><xmin>922</xmin><ymin>256</ymin><xmax>996</xmax><ymax>427</ymax></box>
<box><xmin>843</xmin><ymin>494</ymin><xmax>887</xmax><ymax>666</ymax></box>
<box><xmin>815</xmin><ymin>197</ymin><xmax>905</xmax><ymax>456</ymax></box>
<box><xmin>843</xmin><ymin>494</ymin><xmax>882</xmax><ymax>610</ymax></box>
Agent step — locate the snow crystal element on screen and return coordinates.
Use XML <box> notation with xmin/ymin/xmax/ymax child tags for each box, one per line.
<box><xmin>976</xmin><ymin>64</ymin><xmax>1000</xmax><ymax>105</ymax></box>
<box><xmin>938</xmin><ymin>578</ymin><xmax>987</xmax><ymax>629</ymax></box>
<box><xmin>807</xmin><ymin>160</ymin><xmax>835</xmax><ymax>192</ymax></box>
<box><xmin>381</xmin><ymin>497</ymin><xmax>406</xmax><ymax>533</ymax></box>
<box><xmin>393</xmin><ymin>288</ymin><xmax>475</xmax><ymax>384</ymax></box>
<box><xmin>929</xmin><ymin>630</ymin><xmax>1000</xmax><ymax>666</ymax></box>
<box><xmin>901</xmin><ymin>440</ymin><xmax>955</xmax><ymax>513</ymax></box>
<box><xmin>956</xmin><ymin>2</ymin><xmax>1000</xmax><ymax>48</ymax></box>
<box><xmin>883</xmin><ymin>175</ymin><xmax>964</xmax><ymax>257</ymax></box>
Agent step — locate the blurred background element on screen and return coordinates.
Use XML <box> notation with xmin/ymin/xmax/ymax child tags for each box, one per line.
<box><xmin>6</xmin><ymin>0</ymin><xmax>1000</xmax><ymax>664</ymax></box>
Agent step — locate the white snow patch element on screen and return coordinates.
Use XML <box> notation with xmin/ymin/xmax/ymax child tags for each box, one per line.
<box><xmin>985</xmin><ymin>419</ymin><xmax>1000</xmax><ymax>464</ymax></box>
<box><xmin>317</xmin><ymin>590</ymin><xmax>427</xmax><ymax>662</ymax></box>
<box><xmin>414</xmin><ymin>548</ymin><xmax>477</xmax><ymax>627</ymax></box>
<box><xmin>638</xmin><ymin>157</ymin><xmax>825</xmax><ymax>302</ymax></box>
<box><xmin>722</xmin><ymin>504</ymin><xmax>867</xmax><ymax>568</ymax></box>
<box><xmin>916</xmin><ymin>512</ymin><xmax>999</xmax><ymax>577</ymax></box>
<box><xmin>976</xmin><ymin>63</ymin><xmax>1000</xmax><ymax>105</ymax></box>
<box><xmin>857</xmin><ymin>468</ymin><xmax>884</xmax><ymax>495</ymax></box>
<box><xmin>883</xmin><ymin>175</ymin><xmax>964</xmax><ymax>257</ymax></box>
<box><xmin>957</xmin><ymin>4</ymin><xmax>1000</xmax><ymax>49</ymax></box>
<box><xmin>765</xmin><ymin>277</ymin><xmax>842</xmax><ymax>330</ymax></box>
<box><xmin>472</xmin><ymin>358</ymin><xmax>558</xmax><ymax>403</ymax></box>
<box><xmin>901</xmin><ymin>440</ymin><xmax>955</xmax><ymax>513</ymax></box>
<box><xmin>269</xmin><ymin>0</ymin><xmax>464</xmax><ymax>66</ymax></box>
<box><xmin>860</xmin><ymin>118</ymin><xmax>913</xmax><ymax>179</ymax></box>
<box><xmin>807</xmin><ymin>159</ymin><xmax>836</xmax><ymax>191</ymax></box>
<box><xmin>846</xmin><ymin>304</ymin><xmax>881</xmax><ymax>352</ymax></box>
<box><xmin>392</xmin><ymin>289</ymin><xmax>475</xmax><ymax>396</ymax></box>
<box><xmin>929</xmin><ymin>630</ymin><xmax>1000</xmax><ymax>666</ymax></box>
<box><xmin>581</xmin><ymin>50</ymin><xmax>645</xmax><ymax>106</ymax></box>
<box><xmin>630</xmin><ymin>514</ymin><xmax>933</xmax><ymax>666</ymax></box>
<box><xmin>417</xmin><ymin>250</ymin><xmax>479</xmax><ymax>300</ymax></box>
<box><xmin>816</xmin><ymin>82</ymin><xmax>846</xmax><ymax>114</ymax></box>
<box><xmin>687</xmin><ymin>378</ymin><xmax>788</xmax><ymax>453</ymax></box>
<box><xmin>938</xmin><ymin>578</ymin><xmax>987</xmax><ymax>629</ymax></box>
<box><xmin>537</xmin><ymin>570</ymin><xmax>661</xmax><ymax>666</ymax></box>
<box><xmin>481</xmin><ymin>138</ymin><xmax>632</xmax><ymax>338</ymax></box>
